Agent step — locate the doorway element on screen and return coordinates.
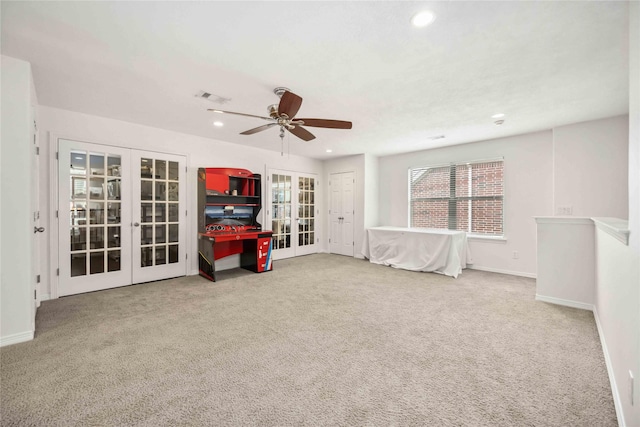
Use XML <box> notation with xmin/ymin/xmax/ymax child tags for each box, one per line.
<box><xmin>57</xmin><ymin>139</ymin><xmax>187</xmax><ymax>296</ymax></box>
<box><xmin>268</xmin><ymin>169</ymin><xmax>318</xmax><ymax>260</ymax></box>
<box><xmin>329</xmin><ymin>171</ymin><xmax>355</xmax><ymax>257</ymax></box>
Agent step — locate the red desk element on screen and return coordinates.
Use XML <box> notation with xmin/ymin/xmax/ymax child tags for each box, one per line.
<box><xmin>198</xmin><ymin>230</ymin><xmax>273</xmax><ymax>282</ymax></box>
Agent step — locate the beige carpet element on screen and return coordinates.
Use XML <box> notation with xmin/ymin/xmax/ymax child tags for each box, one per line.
<box><xmin>1</xmin><ymin>254</ymin><xmax>616</xmax><ymax>426</ymax></box>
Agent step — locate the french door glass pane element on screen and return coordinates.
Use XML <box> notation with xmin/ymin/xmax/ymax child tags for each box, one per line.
<box><xmin>272</xmin><ymin>174</ymin><xmax>292</xmax><ymax>251</ymax></box>
<box><xmin>69</xmin><ymin>150</ymin><xmax>122</xmax><ymax>277</ymax></box>
<box><xmin>140</xmin><ymin>156</ymin><xmax>180</xmax><ymax>268</ymax></box>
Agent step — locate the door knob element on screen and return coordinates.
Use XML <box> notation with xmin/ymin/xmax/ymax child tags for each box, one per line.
<box><xmin>34</xmin><ymin>226</ymin><xmax>45</xmax><ymax>233</ymax></box>
<box><xmin>133</xmin><ymin>222</ymin><xmax>140</xmax><ymax>227</ymax></box>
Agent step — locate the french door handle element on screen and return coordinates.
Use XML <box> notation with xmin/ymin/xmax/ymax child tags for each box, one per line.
<box><xmin>34</xmin><ymin>226</ymin><xmax>45</xmax><ymax>234</ymax></box>
<box><xmin>133</xmin><ymin>222</ymin><xmax>140</xmax><ymax>227</ymax></box>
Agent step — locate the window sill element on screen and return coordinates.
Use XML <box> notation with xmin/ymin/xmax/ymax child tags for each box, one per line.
<box><xmin>467</xmin><ymin>234</ymin><xmax>507</xmax><ymax>243</ymax></box>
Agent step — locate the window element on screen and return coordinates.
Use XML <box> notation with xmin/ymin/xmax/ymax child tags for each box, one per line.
<box><xmin>409</xmin><ymin>159</ymin><xmax>504</xmax><ymax>236</ymax></box>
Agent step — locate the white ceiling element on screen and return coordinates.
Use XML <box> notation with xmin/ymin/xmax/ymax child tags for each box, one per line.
<box><xmin>1</xmin><ymin>1</ymin><xmax>629</xmax><ymax>160</ymax></box>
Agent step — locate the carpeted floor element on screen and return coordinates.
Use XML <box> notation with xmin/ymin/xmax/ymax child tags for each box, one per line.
<box><xmin>0</xmin><ymin>254</ymin><xmax>616</xmax><ymax>426</ymax></box>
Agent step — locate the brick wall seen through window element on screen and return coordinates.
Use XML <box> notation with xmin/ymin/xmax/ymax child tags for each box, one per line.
<box><xmin>409</xmin><ymin>160</ymin><xmax>504</xmax><ymax>235</ymax></box>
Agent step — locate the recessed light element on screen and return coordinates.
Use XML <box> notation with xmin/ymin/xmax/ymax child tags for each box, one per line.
<box><xmin>212</xmin><ymin>110</ymin><xmax>224</xmax><ymax>114</ymax></box>
<box><xmin>411</xmin><ymin>11</ymin><xmax>436</xmax><ymax>28</ymax></box>
<box><xmin>213</xmin><ymin>121</ymin><xmax>224</xmax><ymax>127</ymax></box>
<box><xmin>491</xmin><ymin>113</ymin><xmax>505</xmax><ymax>119</ymax></box>
<box><xmin>326</xmin><ymin>149</ymin><xmax>333</xmax><ymax>153</ymax></box>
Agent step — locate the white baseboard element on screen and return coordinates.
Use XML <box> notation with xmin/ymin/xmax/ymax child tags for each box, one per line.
<box><xmin>0</xmin><ymin>330</ymin><xmax>34</xmax><ymax>347</ymax></box>
<box><xmin>190</xmin><ymin>269</ymin><xmax>199</xmax><ymax>276</ymax></box>
<box><xmin>534</xmin><ymin>294</ymin><xmax>594</xmax><ymax>311</ymax></box>
<box><xmin>355</xmin><ymin>254</ymin><xmax>365</xmax><ymax>260</ymax></box>
<box><xmin>40</xmin><ymin>293</ymin><xmax>51</xmax><ymax>302</ymax></box>
<box><xmin>593</xmin><ymin>306</ymin><xmax>626</xmax><ymax>427</ymax></box>
<box><xmin>468</xmin><ymin>265</ymin><xmax>536</xmax><ymax>279</ymax></box>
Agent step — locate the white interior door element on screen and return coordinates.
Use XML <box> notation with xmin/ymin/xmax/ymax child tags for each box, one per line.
<box><xmin>295</xmin><ymin>173</ymin><xmax>318</xmax><ymax>256</ymax></box>
<box><xmin>131</xmin><ymin>151</ymin><xmax>186</xmax><ymax>284</ymax></box>
<box><xmin>57</xmin><ymin>139</ymin><xmax>186</xmax><ymax>296</ymax></box>
<box><xmin>58</xmin><ymin>140</ymin><xmax>132</xmax><ymax>296</ymax></box>
<box><xmin>329</xmin><ymin>172</ymin><xmax>355</xmax><ymax>257</ymax></box>
<box><xmin>268</xmin><ymin>169</ymin><xmax>318</xmax><ymax>260</ymax></box>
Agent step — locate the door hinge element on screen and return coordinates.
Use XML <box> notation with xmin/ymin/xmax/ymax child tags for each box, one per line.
<box><xmin>353</xmin><ymin>241</ymin><xmax>355</xmax><ymax>246</ymax></box>
<box><xmin>186</xmin><ymin>253</ymin><xmax>188</xmax><ymax>260</ymax></box>
<box><xmin>329</xmin><ymin>238</ymin><xmax>331</xmax><ymax>243</ymax></box>
<box><xmin>185</xmin><ymin>210</ymin><xmax>188</xmax><ymax>216</ymax></box>
<box><xmin>36</xmin><ymin>146</ymin><xmax>39</xmax><ymax>155</ymax></box>
<box><xmin>36</xmin><ymin>275</ymin><xmax>41</xmax><ymax>283</ymax></box>
<box><xmin>56</xmin><ymin>268</ymin><xmax>59</xmax><ymax>276</ymax></box>
<box><xmin>56</xmin><ymin>210</ymin><xmax>59</xmax><ymax>218</ymax></box>
<box><xmin>34</xmin><ymin>290</ymin><xmax>37</xmax><ymax>300</ymax></box>
<box><xmin>55</xmin><ymin>152</ymin><xmax>59</xmax><ymax>160</ymax></box>
<box><xmin>317</xmin><ymin>238</ymin><xmax>319</xmax><ymax>243</ymax></box>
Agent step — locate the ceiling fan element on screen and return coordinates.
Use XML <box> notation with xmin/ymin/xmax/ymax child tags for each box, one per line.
<box><xmin>208</xmin><ymin>87</ymin><xmax>352</xmax><ymax>142</ymax></box>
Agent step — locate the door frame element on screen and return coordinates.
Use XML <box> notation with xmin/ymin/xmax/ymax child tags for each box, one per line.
<box><xmin>48</xmin><ymin>133</ymin><xmax>191</xmax><ymax>299</ymax></box>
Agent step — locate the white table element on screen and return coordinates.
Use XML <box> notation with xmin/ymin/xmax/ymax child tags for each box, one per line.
<box><xmin>361</xmin><ymin>226</ymin><xmax>473</xmax><ymax>278</ymax></box>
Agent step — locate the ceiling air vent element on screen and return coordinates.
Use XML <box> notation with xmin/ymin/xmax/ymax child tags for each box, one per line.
<box><xmin>428</xmin><ymin>135</ymin><xmax>445</xmax><ymax>140</ymax></box>
<box><xmin>195</xmin><ymin>90</ymin><xmax>231</xmax><ymax>105</ymax></box>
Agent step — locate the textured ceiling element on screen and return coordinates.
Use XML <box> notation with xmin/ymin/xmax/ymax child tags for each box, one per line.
<box><xmin>1</xmin><ymin>1</ymin><xmax>629</xmax><ymax>159</ymax></box>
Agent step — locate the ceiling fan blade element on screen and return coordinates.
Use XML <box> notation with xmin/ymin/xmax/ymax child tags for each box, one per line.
<box><xmin>278</xmin><ymin>91</ymin><xmax>303</xmax><ymax>119</ymax></box>
<box><xmin>287</xmin><ymin>125</ymin><xmax>316</xmax><ymax>142</ymax></box>
<box><xmin>294</xmin><ymin>118</ymin><xmax>352</xmax><ymax>129</ymax></box>
<box><xmin>207</xmin><ymin>109</ymin><xmax>273</xmax><ymax>121</ymax></box>
<box><xmin>240</xmin><ymin>123</ymin><xmax>278</xmax><ymax>135</ymax></box>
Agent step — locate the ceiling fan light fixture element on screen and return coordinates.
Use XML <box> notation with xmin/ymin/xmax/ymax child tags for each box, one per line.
<box><xmin>491</xmin><ymin>113</ymin><xmax>505</xmax><ymax>119</ymax></box>
<box><xmin>411</xmin><ymin>10</ymin><xmax>436</xmax><ymax>28</ymax></box>
<box><xmin>326</xmin><ymin>149</ymin><xmax>333</xmax><ymax>153</ymax></box>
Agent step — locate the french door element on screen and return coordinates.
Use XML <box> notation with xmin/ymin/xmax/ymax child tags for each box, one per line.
<box><xmin>57</xmin><ymin>139</ymin><xmax>186</xmax><ymax>296</ymax></box>
<box><xmin>268</xmin><ymin>170</ymin><xmax>318</xmax><ymax>260</ymax></box>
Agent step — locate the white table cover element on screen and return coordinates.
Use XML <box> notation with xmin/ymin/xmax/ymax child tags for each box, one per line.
<box><xmin>361</xmin><ymin>226</ymin><xmax>473</xmax><ymax>278</ymax></box>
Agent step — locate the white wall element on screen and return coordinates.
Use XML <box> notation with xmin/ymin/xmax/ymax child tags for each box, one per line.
<box><xmin>323</xmin><ymin>154</ymin><xmax>365</xmax><ymax>256</ymax></box>
<box><xmin>629</xmin><ymin>0</ymin><xmax>639</xmax><ymax>253</ymax></box>
<box><xmin>378</xmin><ymin>130</ymin><xmax>554</xmax><ymax>277</ymax></box>
<box><xmin>377</xmin><ymin>116</ymin><xmax>629</xmax><ymax>277</ymax></box>
<box><xmin>363</xmin><ymin>153</ymin><xmax>379</xmax><ymax>230</ymax></box>
<box><xmin>1</xmin><ymin>56</ymin><xmax>36</xmax><ymax>345</ymax></box>
<box><xmin>553</xmin><ymin>116</ymin><xmax>629</xmax><ymax>218</ymax></box>
<box><xmin>593</xmin><ymin>4</ymin><xmax>640</xmax><ymax>426</ymax></box>
<box><xmin>37</xmin><ymin>105</ymin><xmax>323</xmax><ymax>297</ymax></box>
<box><xmin>594</xmin><ymin>227</ymin><xmax>639</xmax><ymax>427</ymax></box>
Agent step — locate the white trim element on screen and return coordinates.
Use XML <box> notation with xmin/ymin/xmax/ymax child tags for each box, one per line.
<box><xmin>40</xmin><ymin>293</ymin><xmax>51</xmax><ymax>302</ymax></box>
<box><xmin>534</xmin><ymin>294</ymin><xmax>593</xmax><ymax>311</ymax></box>
<box><xmin>49</xmin><ymin>132</ymin><xmax>60</xmax><ymax>299</ymax></box>
<box><xmin>468</xmin><ymin>265</ymin><xmax>536</xmax><ymax>279</ymax></box>
<box><xmin>0</xmin><ymin>330</ymin><xmax>34</xmax><ymax>347</ymax></box>
<box><xmin>593</xmin><ymin>306</ymin><xmax>626</xmax><ymax>427</ymax></box>
<box><xmin>190</xmin><ymin>268</ymin><xmax>199</xmax><ymax>276</ymax></box>
<box><xmin>467</xmin><ymin>235</ymin><xmax>507</xmax><ymax>243</ymax></box>
<box><xmin>592</xmin><ymin>217</ymin><xmax>630</xmax><ymax>246</ymax></box>
<box><xmin>533</xmin><ymin>216</ymin><xmax>594</xmax><ymax>225</ymax></box>
<box><xmin>355</xmin><ymin>253</ymin><xmax>365</xmax><ymax>260</ymax></box>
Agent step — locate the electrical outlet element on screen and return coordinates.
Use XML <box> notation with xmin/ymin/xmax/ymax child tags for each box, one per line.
<box><xmin>556</xmin><ymin>205</ymin><xmax>573</xmax><ymax>215</ymax></box>
<box><xmin>512</xmin><ymin>251</ymin><xmax>519</xmax><ymax>259</ymax></box>
<box><xmin>630</xmin><ymin>371</ymin><xmax>635</xmax><ymax>405</ymax></box>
